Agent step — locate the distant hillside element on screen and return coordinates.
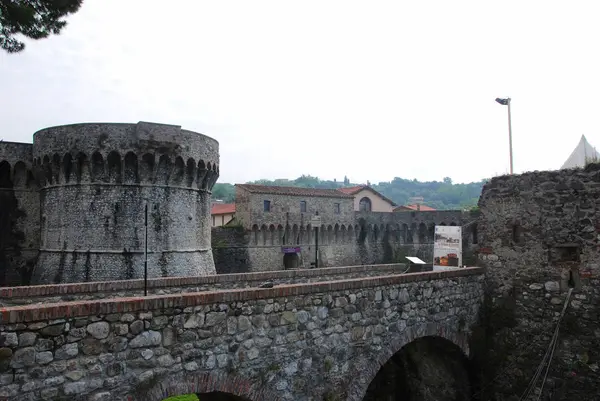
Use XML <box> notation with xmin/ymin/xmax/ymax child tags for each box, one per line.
<box><xmin>212</xmin><ymin>175</ymin><xmax>485</xmax><ymax>210</ymax></box>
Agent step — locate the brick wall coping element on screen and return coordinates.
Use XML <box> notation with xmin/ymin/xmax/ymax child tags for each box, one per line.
<box><xmin>0</xmin><ymin>263</ymin><xmax>406</xmax><ymax>299</ymax></box>
<box><xmin>0</xmin><ymin>267</ymin><xmax>484</xmax><ymax>324</ymax></box>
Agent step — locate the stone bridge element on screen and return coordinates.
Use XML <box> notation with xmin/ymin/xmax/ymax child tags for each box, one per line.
<box><xmin>0</xmin><ymin>266</ymin><xmax>484</xmax><ymax>401</ymax></box>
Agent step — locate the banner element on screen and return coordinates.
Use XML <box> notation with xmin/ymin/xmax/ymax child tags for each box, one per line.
<box><xmin>433</xmin><ymin>225</ymin><xmax>462</xmax><ymax>270</ymax></box>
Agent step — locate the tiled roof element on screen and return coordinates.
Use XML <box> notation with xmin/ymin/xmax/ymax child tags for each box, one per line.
<box><xmin>337</xmin><ymin>185</ymin><xmax>365</xmax><ymax>195</ymax></box>
<box><xmin>394</xmin><ymin>204</ymin><xmax>436</xmax><ymax>212</ymax></box>
<box><xmin>236</xmin><ymin>184</ymin><xmax>354</xmax><ymax>198</ymax></box>
<box><xmin>211</xmin><ymin>203</ymin><xmax>236</xmax><ymax>215</ymax></box>
<box><xmin>338</xmin><ymin>185</ymin><xmax>397</xmax><ymax>206</ymax></box>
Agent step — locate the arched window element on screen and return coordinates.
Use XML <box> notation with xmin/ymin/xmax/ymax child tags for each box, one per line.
<box><xmin>359</xmin><ymin>197</ymin><xmax>372</xmax><ymax>212</ymax></box>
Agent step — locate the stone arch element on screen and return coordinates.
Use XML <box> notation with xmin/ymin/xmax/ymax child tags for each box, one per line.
<box><xmin>251</xmin><ymin>224</ymin><xmax>259</xmax><ymax>245</ymax></box>
<box><xmin>186</xmin><ymin>157</ymin><xmax>196</xmax><ymax>187</ymax></box>
<box><xmin>197</xmin><ymin>160</ymin><xmax>207</xmax><ymax>189</ymax></box>
<box><xmin>269</xmin><ymin>224</ymin><xmax>276</xmax><ymax>245</ymax></box>
<box><xmin>373</xmin><ymin>224</ymin><xmax>379</xmax><ymax>242</ymax></box>
<box><xmin>107</xmin><ymin>151</ymin><xmax>122</xmax><ymax>183</ymax></box>
<box><xmin>347</xmin><ymin>225</ymin><xmax>353</xmax><ymax>243</ymax></box>
<box><xmin>172</xmin><ymin>156</ymin><xmax>185</xmax><ymax>185</ymax></box>
<box><xmin>62</xmin><ymin>153</ymin><xmax>73</xmax><ymax>183</ymax></box>
<box><xmin>334</xmin><ymin>223</ymin><xmax>339</xmax><ymax>243</ymax></box>
<box><xmin>259</xmin><ymin>224</ymin><xmax>267</xmax><ymax>245</ymax></box>
<box><xmin>12</xmin><ymin>161</ymin><xmax>28</xmax><ymax>187</ymax></box>
<box><xmin>129</xmin><ymin>371</ymin><xmax>281</xmax><ymax>401</ymax></box>
<box><xmin>202</xmin><ymin>162</ymin><xmax>212</xmax><ymax>190</ymax></box>
<box><xmin>42</xmin><ymin>155</ymin><xmax>52</xmax><ymax>185</ymax></box>
<box><xmin>346</xmin><ymin>323</ymin><xmax>471</xmax><ymax>401</ymax></box>
<box><xmin>327</xmin><ymin>225</ymin><xmax>333</xmax><ymax>244</ymax></box>
<box><xmin>340</xmin><ymin>224</ymin><xmax>346</xmax><ymax>242</ymax></box>
<box><xmin>91</xmin><ymin>152</ymin><xmax>105</xmax><ymax>182</ymax></box>
<box><xmin>418</xmin><ymin>222</ymin><xmax>427</xmax><ymax>243</ymax></box>
<box><xmin>401</xmin><ymin>224</ymin><xmax>408</xmax><ymax>243</ymax></box>
<box><xmin>209</xmin><ymin>162</ymin><xmax>219</xmax><ymax>189</ymax></box>
<box><xmin>0</xmin><ymin>160</ymin><xmax>11</xmax><ymax>188</ymax></box>
<box><xmin>124</xmin><ymin>152</ymin><xmax>138</xmax><ymax>184</ymax></box>
<box><xmin>76</xmin><ymin>152</ymin><xmax>90</xmax><ymax>182</ymax></box>
<box><xmin>157</xmin><ymin>154</ymin><xmax>172</xmax><ymax>185</ymax></box>
<box><xmin>140</xmin><ymin>153</ymin><xmax>155</xmax><ymax>183</ymax></box>
<box><xmin>283</xmin><ymin>224</ymin><xmax>291</xmax><ymax>245</ymax></box>
<box><xmin>51</xmin><ymin>153</ymin><xmax>61</xmax><ymax>184</ymax></box>
<box><xmin>306</xmin><ymin>223</ymin><xmax>312</xmax><ymax>245</ymax></box>
<box><xmin>292</xmin><ymin>224</ymin><xmax>299</xmax><ymax>245</ymax></box>
<box><xmin>354</xmin><ymin>224</ymin><xmax>360</xmax><ymax>241</ymax></box>
<box><xmin>277</xmin><ymin>224</ymin><xmax>284</xmax><ymax>245</ymax></box>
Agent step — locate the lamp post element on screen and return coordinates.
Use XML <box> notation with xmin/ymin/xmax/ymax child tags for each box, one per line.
<box><xmin>495</xmin><ymin>97</ymin><xmax>513</xmax><ymax>175</ymax></box>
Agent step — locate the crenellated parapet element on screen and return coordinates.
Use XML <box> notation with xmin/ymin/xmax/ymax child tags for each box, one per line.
<box><xmin>0</xmin><ymin>121</ymin><xmax>220</xmax><ymax>285</ymax></box>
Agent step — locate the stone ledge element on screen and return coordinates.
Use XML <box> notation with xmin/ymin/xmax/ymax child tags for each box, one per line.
<box><xmin>0</xmin><ymin>263</ymin><xmax>407</xmax><ymax>299</ymax></box>
<box><xmin>0</xmin><ymin>267</ymin><xmax>484</xmax><ymax>324</ymax></box>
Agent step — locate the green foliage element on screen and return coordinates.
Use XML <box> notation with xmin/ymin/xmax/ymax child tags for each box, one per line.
<box><xmin>0</xmin><ymin>0</ymin><xmax>83</xmax><ymax>53</ymax></box>
<box><xmin>163</xmin><ymin>395</ymin><xmax>199</xmax><ymax>401</ymax></box>
<box><xmin>212</xmin><ymin>175</ymin><xmax>485</xmax><ymax>210</ymax></box>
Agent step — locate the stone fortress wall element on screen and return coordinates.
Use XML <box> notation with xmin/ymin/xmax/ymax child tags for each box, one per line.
<box><xmin>214</xmin><ymin>185</ymin><xmax>479</xmax><ymax>272</ymax></box>
<box><xmin>476</xmin><ymin>165</ymin><xmax>600</xmax><ymax>401</ymax></box>
<box><xmin>0</xmin><ymin>122</ymin><xmax>220</xmax><ymax>286</ymax></box>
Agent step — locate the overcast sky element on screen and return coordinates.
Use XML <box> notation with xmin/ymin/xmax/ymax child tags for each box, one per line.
<box><xmin>1</xmin><ymin>0</ymin><xmax>599</xmax><ymax>184</ymax></box>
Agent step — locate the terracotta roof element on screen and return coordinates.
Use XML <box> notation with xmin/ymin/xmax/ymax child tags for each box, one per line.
<box><xmin>236</xmin><ymin>184</ymin><xmax>354</xmax><ymax>198</ymax></box>
<box><xmin>338</xmin><ymin>185</ymin><xmax>397</xmax><ymax>206</ymax></box>
<box><xmin>394</xmin><ymin>204</ymin><xmax>436</xmax><ymax>212</ymax></box>
<box><xmin>338</xmin><ymin>185</ymin><xmax>365</xmax><ymax>195</ymax></box>
<box><xmin>211</xmin><ymin>203</ymin><xmax>236</xmax><ymax>215</ymax></box>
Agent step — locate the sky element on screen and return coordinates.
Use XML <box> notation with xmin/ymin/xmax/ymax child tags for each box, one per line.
<box><xmin>1</xmin><ymin>0</ymin><xmax>600</xmax><ymax>185</ymax></box>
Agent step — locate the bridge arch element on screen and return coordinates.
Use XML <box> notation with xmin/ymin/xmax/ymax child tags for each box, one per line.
<box><xmin>130</xmin><ymin>371</ymin><xmax>282</xmax><ymax>401</ymax></box>
<box><xmin>346</xmin><ymin>322</ymin><xmax>472</xmax><ymax>401</ymax></box>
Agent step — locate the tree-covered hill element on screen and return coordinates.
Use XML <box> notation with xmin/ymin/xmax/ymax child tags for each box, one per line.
<box><xmin>212</xmin><ymin>175</ymin><xmax>486</xmax><ymax>210</ymax></box>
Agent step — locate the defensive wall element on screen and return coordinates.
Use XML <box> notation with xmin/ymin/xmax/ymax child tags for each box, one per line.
<box><xmin>476</xmin><ymin>165</ymin><xmax>600</xmax><ymax>400</ymax></box>
<box><xmin>0</xmin><ymin>267</ymin><xmax>485</xmax><ymax>401</ymax></box>
<box><xmin>0</xmin><ymin>122</ymin><xmax>220</xmax><ymax>286</ymax></box>
<box><xmin>213</xmin><ymin>209</ymin><xmax>480</xmax><ymax>273</ymax></box>
<box><xmin>0</xmin><ymin>263</ymin><xmax>413</xmax><ymax>307</ymax></box>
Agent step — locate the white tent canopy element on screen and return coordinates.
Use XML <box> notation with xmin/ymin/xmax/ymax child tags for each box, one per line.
<box><xmin>561</xmin><ymin>135</ymin><xmax>600</xmax><ymax>169</ymax></box>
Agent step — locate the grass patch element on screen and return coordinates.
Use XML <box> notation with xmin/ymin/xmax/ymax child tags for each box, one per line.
<box><xmin>163</xmin><ymin>395</ymin><xmax>199</xmax><ymax>401</ymax></box>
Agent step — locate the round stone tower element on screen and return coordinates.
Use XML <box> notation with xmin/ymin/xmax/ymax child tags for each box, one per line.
<box><xmin>31</xmin><ymin>121</ymin><xmax>219</xmax><ymax>284</ymax></box>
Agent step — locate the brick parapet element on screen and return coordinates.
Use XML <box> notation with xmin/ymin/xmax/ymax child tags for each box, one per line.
<box><xmin>0</xmin><ymin>267</ymin><xmax>483</xmax><ymax>324</ymax></box>
<box><xmin>0</xmin><ymin>263</ymin><xmax>408</xmax><ymax>300</ymax></box>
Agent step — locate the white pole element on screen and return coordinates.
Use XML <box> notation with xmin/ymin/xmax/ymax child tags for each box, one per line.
<box><xmin>507</xmin><ymin>98</ymin><xmax>514</xmax><ymax>175</ymax></box>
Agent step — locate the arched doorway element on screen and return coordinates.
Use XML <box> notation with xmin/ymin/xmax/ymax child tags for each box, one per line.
<box><xmin>283</xmin><ymin>252</ymin><xmax>299</xmax><ymax>269</ymax></box>
<box><xmin>362</xmin><ymin>336</ymin><xmax>474</xmax><ymax>401</ymax></box>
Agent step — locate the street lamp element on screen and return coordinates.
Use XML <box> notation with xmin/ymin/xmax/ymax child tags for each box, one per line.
<box><xmin>495</xmin><ymin>97</ymin><xmax>513</xmax><ymax>175</ymax></box>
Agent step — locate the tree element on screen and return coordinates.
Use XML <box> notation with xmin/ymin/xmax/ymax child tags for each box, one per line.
<box><xmin>0</xmin><ymin>0</ymin><xmax>83</xmax><ymax>53</ymax></box>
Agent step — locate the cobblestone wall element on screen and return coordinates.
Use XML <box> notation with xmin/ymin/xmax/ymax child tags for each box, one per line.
<box><xmin>0</xmin><ymin>268</ymin><xmax>484</xmax><ymax>401</ymax></box>
<box><xmin>477</xmin><ymin>166</ymin><xmax>600</xmax><ymax>400</ymax></box>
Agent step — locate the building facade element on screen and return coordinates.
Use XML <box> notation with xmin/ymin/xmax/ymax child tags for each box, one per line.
<box><xmin>212</xmin><ymin>184</ymin><xmax>477</xmax><ymax>273</ymax></box>
<box><xmin>0</xmin><ymin>121</ymin><xmax>220</xmax><ymax>286</ymax></box>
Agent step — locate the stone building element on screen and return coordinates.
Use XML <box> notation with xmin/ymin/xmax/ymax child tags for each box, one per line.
<box><xmin>338</xmin><ymin>184</ymin><xmax>397</xmax><ymax>212</ymax></box>
<box><xmin>0</xmin><ymin>121</ymin><xmax>220</xmax><ymax>286</ymax></box>
<box><xmin>476</xmin><ymin>165</ymin><xmax>600</xmax><ymax>400</ymax></box>
<box><xmin>212</xmin><ymin>184</ymin><xmax>478</xmax><ymax>273</ymax></box>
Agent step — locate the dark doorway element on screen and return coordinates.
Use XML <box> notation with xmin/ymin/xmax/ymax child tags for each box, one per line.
<box><xmin>283</xmin><ymin>252</ymin><xmax>299</xmax><ymax>269</ymax></box>
<box><xmin>362</xmin><ymin>336</ymin><xmax>473</xmax><ymax>401</ymax></box>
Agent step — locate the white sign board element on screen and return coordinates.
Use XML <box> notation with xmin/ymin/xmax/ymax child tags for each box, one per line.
<box><xmin>310</xmin><ymin>216</ymin><xmax>322</xmax><ymax>228</ymax></box>
<box><xmin>406</xmin><ymin>256</ymin><xmax>426</xmax><ymax>265</ymax></box>
<box><xmin>433</xmin><ymin>225</ymin><xmax>462</xmax><ymax>270</ymax></box>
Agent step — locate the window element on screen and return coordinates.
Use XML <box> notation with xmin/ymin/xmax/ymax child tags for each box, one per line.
<box><xmin>334</xmin><ymin>203</ymin><xmax>340</xmax><ymax>214</ymax></box>
<box><xmin>264</xmin><ymin>200</ymin><xmax>271</xmax><ymax>212</ymax></box>
<box><xmin>359</xmin><ymin>197</ymin><xmax>372</xmax><ymax>212</ymax></box>
<box><xmin>300</xmin><ymin>201</ymin><xmax>307</xmax><ymax>213</ymax></box>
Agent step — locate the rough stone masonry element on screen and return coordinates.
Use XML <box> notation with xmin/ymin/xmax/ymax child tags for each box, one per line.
<box><xmin>477</xmin><ymin>165</ymin><xmax>600</xmax><ymax>401</ymax></box>
<box><xmin>0</xmin><ymin>122</ymin><xmax>220</xmax><ymax>286</ymax></box>
<box><xmin>0</xmin><ymin>268</ymin><xmax>484</xmax><ymax>401</ymax></box>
